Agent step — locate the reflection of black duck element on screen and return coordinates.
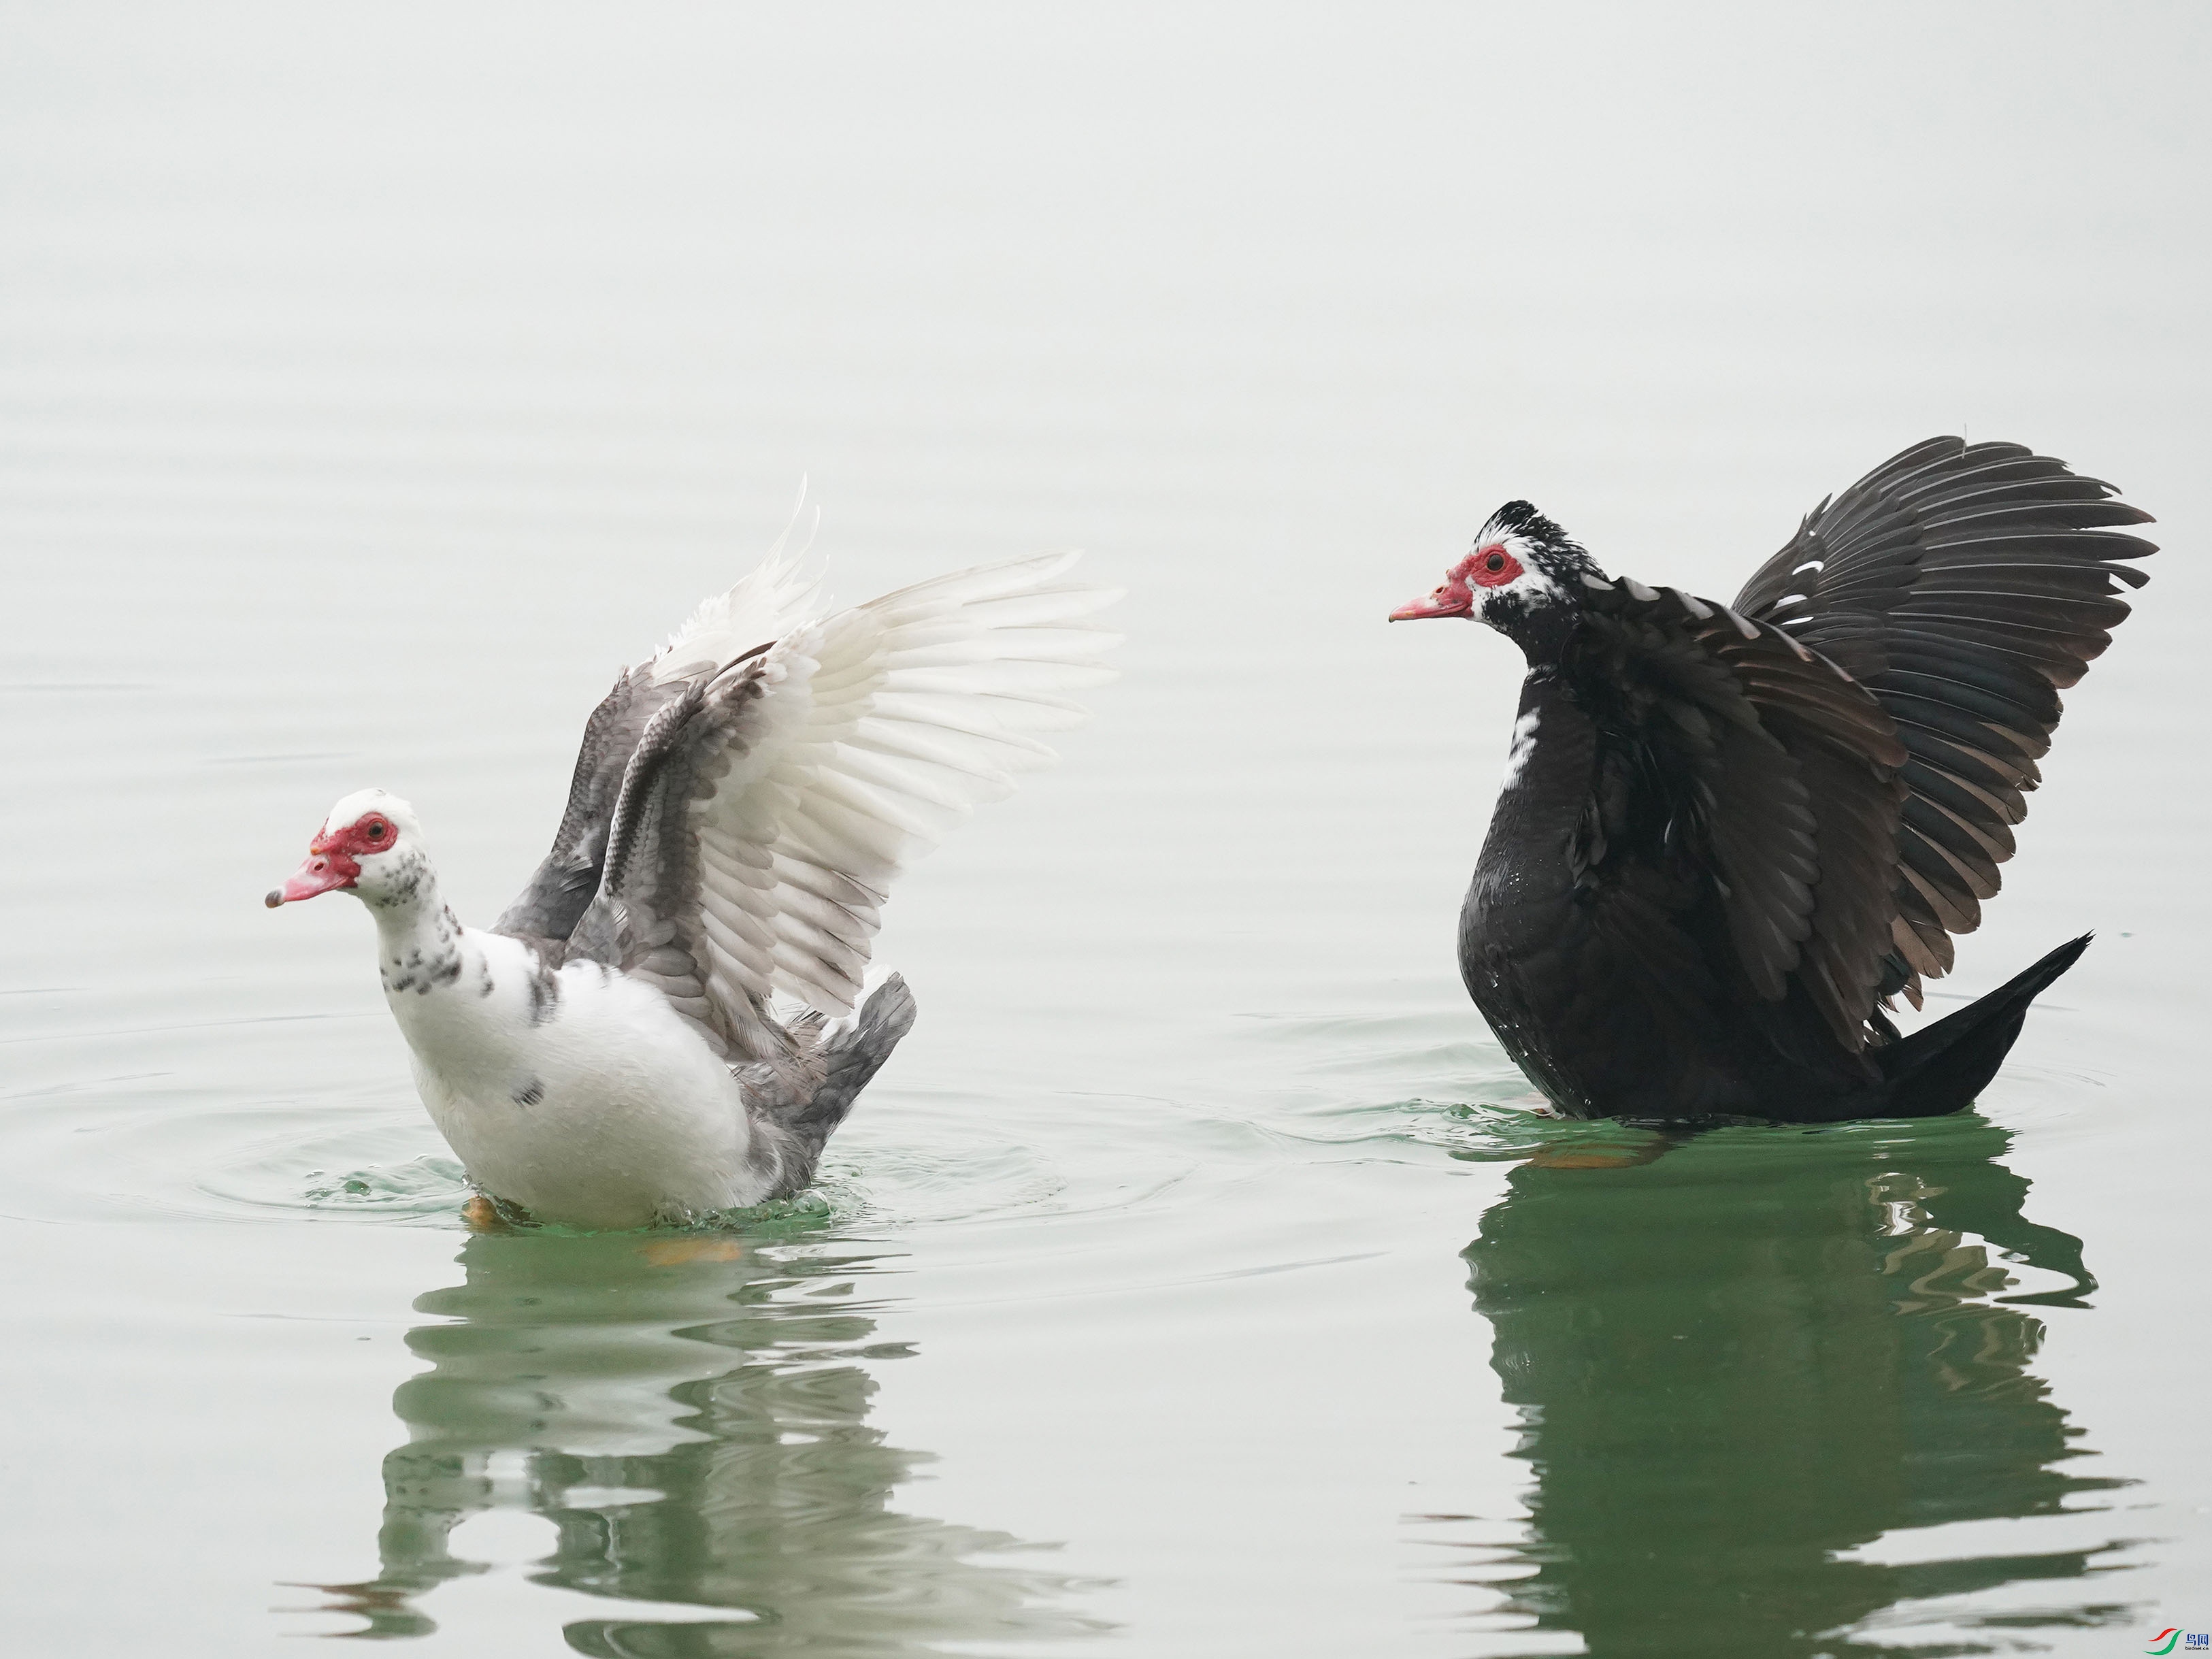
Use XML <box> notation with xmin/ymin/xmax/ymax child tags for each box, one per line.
<box><xmin>1391</xmin><ymin>439</ymin><xmax>2153</xmax><ymax>1121</ymax></box>
<box><xmin>306</xmin><ymin>1231</ymin><xmax>1104</xmax><ymax>1653</ymax></box>
<box><xmin>1450</xmin><ymin>1119</ymin><xmax>2130</xmax><ymax>1657</ymax></box>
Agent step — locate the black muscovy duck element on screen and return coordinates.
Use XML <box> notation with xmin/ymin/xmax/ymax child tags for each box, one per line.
<box><xmin>1389</xmin><ymin>437</ymin><xmax>2153</xmax><ymax>1122</ymax></box>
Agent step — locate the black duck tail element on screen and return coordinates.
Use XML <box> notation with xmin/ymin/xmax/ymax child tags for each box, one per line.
<box><xmin>1876</xmin><ymin>935</ymin><xmax>2090</xmax><ymax>1117</ymax></box>
<box><xmin>788</xmin><ymin>973</ymin><xmax>918</xmax><ymax>1157</ymax></box>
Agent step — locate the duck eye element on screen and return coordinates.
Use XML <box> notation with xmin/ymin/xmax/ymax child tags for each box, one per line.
<box><xmin>1485</xmin><ymin>552</ymin><xmax>1507</xmax><ymax>573</ymax></box>
<box><xmin>365</xmin><ymin>821</ymin><xmax>386</xmax><ymax>840</ymax></box>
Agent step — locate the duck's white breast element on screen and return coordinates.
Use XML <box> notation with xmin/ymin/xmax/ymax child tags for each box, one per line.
<box><xmin>388</xmin><ymin>930</ymin><xmax>772</xmax><ymax>1228</ymax></box>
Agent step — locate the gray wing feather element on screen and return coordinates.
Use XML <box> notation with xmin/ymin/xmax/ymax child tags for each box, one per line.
<box><xmin>738</xmin><ymin>974</ymin><xmax>919</xmax><ymax>1197</ymax></box>
<box><xmin>568</xmin><ymin>659</ymin><xmax>788</xmax><ymax>1062</ymax></box>
<box><xmin>515</xmin><ymin>551</ymin><xmax>1114</xmax><ymax>1066</ymax></box>
<box><xmin>491</xmin><ymin>666</ymin><xmax>691</xmax><ymax>943</ymax></box>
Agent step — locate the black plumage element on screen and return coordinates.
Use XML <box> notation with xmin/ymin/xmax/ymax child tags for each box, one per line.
<box><xmin>1394</xmin><ymin>438</ymin><xmax>2151</xmax><ymax>1122</ymax></box>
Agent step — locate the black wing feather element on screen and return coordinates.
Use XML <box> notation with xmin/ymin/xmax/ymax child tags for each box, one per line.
<box><xmin>1572</xmin><ymin>585</ymin><xmax>1908</xmax><ymax>1051</ymax></box>
<box><xmin>1735</xmin><ymin>437</ymin><xmax>2152</xmax><ymax>996</ymax></box>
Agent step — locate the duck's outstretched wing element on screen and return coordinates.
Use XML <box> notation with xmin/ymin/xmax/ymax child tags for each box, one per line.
<box><xmin>1562</xmin><ymin>580</ymin><xmax>1908</xmax><ymax>1053</ymax></box>
<box><xmin>1732</xmin><ymin>438</ymin><xmax>2154</xmax><ymax>995</ymax></box>
<box><xmin>489</xmin><ymin>666</ymin><xmax>687</xmax><ymax>943</ymax></box>
<box><xmin>493</xmin><ymin>544</ymin><xmax>827</xmax><ymax>945</ymax></box>
<box><xmin>566</xmin><ymin>553</ymin><xmax>1117</xmax><ymax>1061</ymax></box>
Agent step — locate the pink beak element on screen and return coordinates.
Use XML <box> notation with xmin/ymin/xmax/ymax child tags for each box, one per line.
<box><xmin>265</xmin><ymin>850</ymin><xmax>357</xmax><ymax>908</ymax></box>
<box><xmin>1389</xmin><ymin>585</ymin><xmax>1472</xmax><ymax>622</ymax></box>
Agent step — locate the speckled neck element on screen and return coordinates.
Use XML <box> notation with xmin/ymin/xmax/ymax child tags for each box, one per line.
<box><xmin>368</xmin><ymin>857</ymin><xmax>466</xmax><ymax>997</ymax></box>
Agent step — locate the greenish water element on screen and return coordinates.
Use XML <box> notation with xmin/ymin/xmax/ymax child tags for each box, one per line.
<box><xmin>331</xmin><ymin>1230</ymin><xmax>1106</xmax><ymax>1653</ymax></box>
<box><xmin>4</xmin><ymin>4</ymin><xmax>2208</xmax><ymax>1655</ymax></box>
<box><xmin>1460</xmin><ymin>1120</ymin><xmax>2124</xmax><ymax>1655</ymax></box>
<box><xmin>279</xmin><ymin>1119</ymin><xmax>2138</xmax><ymax>1656</ymax></box>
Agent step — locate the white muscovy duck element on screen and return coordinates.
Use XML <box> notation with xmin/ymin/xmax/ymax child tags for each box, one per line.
<box><xmin>268</xmin><ymin>546</ymin><xmax>1117</xmax><ymax>1228</ymax></box>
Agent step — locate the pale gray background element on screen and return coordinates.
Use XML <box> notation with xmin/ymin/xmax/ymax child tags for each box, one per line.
<box><xmin>3</xmin><ymin>4</ymin><xmax>2207</xmax><ymax>1654</ymax></box>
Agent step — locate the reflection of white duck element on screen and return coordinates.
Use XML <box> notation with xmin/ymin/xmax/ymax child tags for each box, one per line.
<box><xmin>269</xmin><ymin>548</ymin><xmax>1117</xmax><ymax>1228</ymax></box>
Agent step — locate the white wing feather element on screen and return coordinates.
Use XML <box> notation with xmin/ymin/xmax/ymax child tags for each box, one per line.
<box><xmin>650</xmin><ymin>531</ymin><xmax>827</xmax><ymax>684</ymax></box>
<box><xmin>678</xmin><ymin>551</ymin><xmax>1117</xmax><ymax>1025</ymax></box>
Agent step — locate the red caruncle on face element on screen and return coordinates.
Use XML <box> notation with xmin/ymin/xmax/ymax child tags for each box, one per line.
<box><xmin>316</xmin><ymin>812</ymin><xmax>397</xmax><ymax>859</ymax></box>
<box><xmin>267</xmin><ymin>811</ymin><xmax>399</xmax><ymax>907</ymax></box>
<box><xmin>1462</xmin><ymin>542</ymin><xmax>1524</xmax><ymax>588</ymax></box>
<box><xmin>1389</xmin><ymin>540</ymin><xmax>1530</xmax><ymax>623</ymax></box>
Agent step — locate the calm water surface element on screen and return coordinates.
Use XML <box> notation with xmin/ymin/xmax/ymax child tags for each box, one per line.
<box><xmin>5</xmin><ymin>6</ymin><xmax>2209</xmax><ymax>1654</ymax></box>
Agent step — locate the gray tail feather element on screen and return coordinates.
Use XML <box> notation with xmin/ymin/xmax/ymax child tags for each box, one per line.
<box><xmin>785</xmin><ymin>973</ymin><xmax>918</xmax><ymax>1157</ymax></box>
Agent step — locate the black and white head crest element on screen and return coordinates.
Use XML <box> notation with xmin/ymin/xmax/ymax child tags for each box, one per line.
<box><xmin>1391</xmin><ymin>495</ymin><xmax>1610</xmax><ymax>657</ymax></box>
<box><xmin>1476</xmin><ymin>501</ymin><xmax>1600</xmax><ymax>582</ymax></box>
<box><xmin>1457</xmin><ymin>500</ymin><xmax>1606</xmax><ymax>657</ymax></box>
